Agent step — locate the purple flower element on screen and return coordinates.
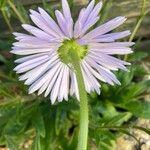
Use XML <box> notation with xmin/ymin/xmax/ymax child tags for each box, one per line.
<box><xmin>11</xmin><ymin>0</ymin><xmax>134</xmax><ymax>104</ymax></box>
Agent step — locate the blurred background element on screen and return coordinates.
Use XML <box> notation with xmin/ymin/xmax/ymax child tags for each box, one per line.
<box><xmin>0</xmin><ymin>0</ymin><xmax>150</xmax><ymax>150</ymax></box>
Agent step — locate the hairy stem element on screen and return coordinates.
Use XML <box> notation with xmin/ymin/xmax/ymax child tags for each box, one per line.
<box><xmin>69</xmin><ymin>50</ymin><xmax>88</xmax><ymax>150</ymax></box>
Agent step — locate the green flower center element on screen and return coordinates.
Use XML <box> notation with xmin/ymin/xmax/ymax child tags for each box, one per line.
<box><xmin>58</xmin><ymin>40</ymin><xmax>88</xmax><ymax>64</ymax></box>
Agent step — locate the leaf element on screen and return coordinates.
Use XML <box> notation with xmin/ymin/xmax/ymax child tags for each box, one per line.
<box><xmin>56</xmin><ymin>100</ymin><xmax>79</xmax><ymax>111</ymax></box>
<box><xmin>31</xmin><ymin>135</ymin><xmax>41</xmax><ymax>150</ymax></box>
<box><xmin>0</xmin><ymin>106</ymin><xmax>15</xmax><ymax>127</ymax></box>
<box><xmin>0</xmin><ymin>81</ymin><xmax>14</xmax><ymax>97</ymax></box>
<box><xmin>55</xmin><ymin>108</ymin><xmax>68</xmax><ymax>135</ymax></box>
<box><xmin>0</xmin><ymin>0</ymin><xmax>6</xmax><ymax>8</ymax></box>
<box><xmin>0</xmin><ymin>54</ymin><xmax>6</xmax><ymax>63</ymax></box>
<box><xmin>68</xmin><ymin>129</ymin><xmax>78</xmax><ymax>150</ymax></box>
<box><xmin>32</xmin><ymin>107</ymin><xmax>45</xmax><ymax>138</ymax></box>
<box><xmin>90</xmin><ymin>128</ymin><xmax>116</xmax><ymax>150</ymax></box>
<box><xmin>4</xmin><ymin>119</ymin><xmax>27</xmax><ymax>136</ymax></box>
<box><xmin>0</xmin><ymin>40</ymin><xmax>12</xmax><ymax>50</ymax></box>
<box><xmin>124</xmin><ymin>101</ymin><xmax>150</xmax><ymax>119</ymax></box>
<box><xmin>117</xmin><ymin>66</ymin><xmax>134</xmax><ymax>86</ymax></box>
<box><xmin>133</xmin><ymin>126</ymin><xmax>150</xmax><ymax>135</ymax></box>
<box><xmin>99</xmin><ymin>141</ymin><xmax>116</xmax><ymax>150</ymax></box>
<box><xmin>40</xmin><ymin>105</ymin><xmax>55</xmax><ymax>150</ymax></box>
<box><xmin>133</xmin><ymin>64</ymin><xmax>148</xmax><ymax>76</ymax></box>
<box><xmin>1</xmin><ymin>103</ymin><xmax>30</xmax><ymax>137</ymax></box>
<box><xmin>103</xmin><ymin>112</ymin><xmax>132</xmax><ymax>126</ymax></box>
<box><xmin>110</xmin><ymin>80</ymin><xmax>150</xmax><ymax>104</ymax></box>
<box><xmin>97</xmin><ymin>101</ymin><xmax>118</xmax><ymax>118</ymax></box>
<box><xmin>128</xmin><ymin>51</ymin><xmax>148</xmax><ymax>61</ymax></box>
<box><xmin>119</xmin><ymin>129</ymin><xmax>139</xmax><ymax>143</ymax></box>
<box><xmin>5</xmin><ymin>136</ymin><xmax>19</xmax><ymax>150</ymax></box>
<box><xmin>98</xmin><ymin>130</ymin><xmax>116</xmax><ymax>150</ymax></box>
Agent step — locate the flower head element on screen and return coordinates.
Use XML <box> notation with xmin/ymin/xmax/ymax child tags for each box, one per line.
<box><xmin>11</xmin><ymin>0</ymin><xmax>134</xmax><ymax>104</ymax></box>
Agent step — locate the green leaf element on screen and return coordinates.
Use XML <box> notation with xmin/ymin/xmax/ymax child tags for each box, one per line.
<box><xmin>133</xmin><ymin>126</ymin><xmax>150</xmax><ymax>135</ymax></box>
<box><xmin>98</xmin><ymin>130</ymin><xmax>116</xmax><ymax>150</ymax></box>
<box><xmin>0</xmin><ymin>54</ymin><xmax>6</xmax><ymax>63</ymax></box>
<box><xmin>31</xmin><ymin>135</ymin><xmax>41</xmax><ymax>150</ymax></box>
<box><xmin>133</xmin><ymin>64</ymin><xmax>148</xmax><ymax>76</ymax></box>
<box><xmin>40</xmin><ymin>105</ymin><xmax>55</xmax><ymax>150</ymax></box>
<box><xmin>119</xmin><ymin>129</ymin><xmax>139</xmax><ymax>143</ymax></box>
<box><xmin>98</xmin><ymin>101</ymin><xmax>118</xmax><ymax>118</ymax></box>
<box><xmin>124</xmin><ymin>101</ymin><xmax>150</xmax><ymax>119</ymax></box>
<box><xmin>90</xmin><ymin>128</ymin><xmax>116</xmax><ymax>150</ymax></box>
<box><xmin>0</xmin><ymin>0</ymin><xmax>6</xmax><ymax>8</ymax></box>
<box><xmin>5</xmin><ymin>136</ymin><xmax>19</xmax><ymax>150</ymax></box>
<box><xmin>0</xmin><ymin>40</ymin><xmax>12</xmax><ymax>50</ymax></box>
<box><xmin>32</xmin><ymin>107</ymin><xmax>45</xmax><ymax>138</ymax></box>
<box><xmin>0</xmin><ymin>81</ymin><xmax>14</xmax><ymax>98</ymax></box>
<box><xmin>0</xmin><ymin>107</ymin><xmax>15</xmax><ymax>127</ymax></box>
<box><xmin>68</xmin><ymin>129</ymin><xmax>78</xmax><ymax>150</ymax></box>
<box><xmin>128</xmin><ymin>51</ymin><xmax>148</xmax><ymax>61</ymax></box>
<box><xmin>4</xmin><ymin>119</ymin><xmax>27</xmax><ymax>136</ymax></box>
<box><xmin>103</xmin><ymin>112</ymin><xmax>132</xmax><ymax>126</ymax></box>
<box><xmin>99</xmin><ymin>141</ymin><xmax>116</xmax><ymax>150</ymax></box>
<box><xmin>111</xmin><ymin>80</ymin><xmax>150</xmax><ymax>104</ymax></box>
<box><xmin>117</xmin><ymin>66</ymin><xmax>134</xmax><ymax>86</ymax></box>
<box><xmin>55</xmin><ymin>108</ymin><xmax>68</xmax><ymax>135</ymax></box>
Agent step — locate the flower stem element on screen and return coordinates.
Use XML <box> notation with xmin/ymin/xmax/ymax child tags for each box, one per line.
<box><xmin>124</xmin><ymin>0</ymin><xmax>148</xmax><ymax>61</ymax></box>
<box><xmin>69</xmin><ymin>50</ymin><xmax>88</xmax><ymax>150</ymax></box>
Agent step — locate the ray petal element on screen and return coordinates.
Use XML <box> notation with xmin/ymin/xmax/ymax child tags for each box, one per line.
<box><xmin>82</xmin><ymin>16</ymin><xmax>127</xmax><ymax>40</ymax></box>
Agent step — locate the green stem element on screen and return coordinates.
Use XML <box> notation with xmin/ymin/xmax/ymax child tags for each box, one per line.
<box><xmin>7</xmin><ymin>0</ymin><xmax>26</xmax><ymax>24</ymax></box>
<box><xmin>1</xmin><ymin>9</ymin><xmax>13</xmax><ymax>32</ymax></box>
<box><xmin>129</xmin><ymin>0</ymin><xmax>146</xmax><ymax>42</ymax></box>
<box><xmin>124</xmin><ymin>0</ymin><xmax>147</xmax><ymax>61</ymax></box>
<box><xmin>69</xmin><ymin>50</ymin><xmax>89</xmax><ymax>150</ymax></box>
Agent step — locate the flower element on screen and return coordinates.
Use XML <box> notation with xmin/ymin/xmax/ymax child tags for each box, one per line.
<box><xmin>11</xmin><ymin>0</ymin><xmax>134</xmax><ymax>104</ymax></box>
